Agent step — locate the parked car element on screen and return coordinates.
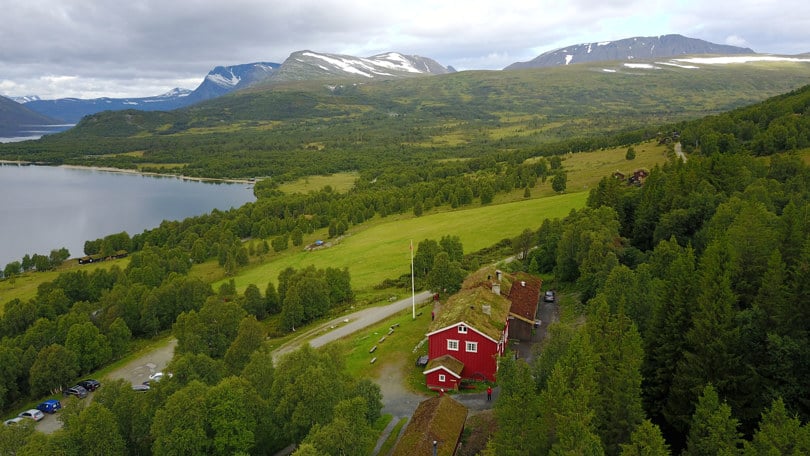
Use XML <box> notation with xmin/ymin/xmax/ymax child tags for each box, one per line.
<box><xmin>544</xmin><ymin>290</ymin><xmax>555</xmax><ymax>303</ymax></box>
<box><xmin>78</xmin><ymin>379</ymin><xmax>101</xmax><ymax>392</ymax></box>
<box><xmin>18</xmin><ymin>409</ymin><xmax>44</xmax><ymax>421</ymax></box>
<box><xmin>131</xmin><ymin>384</ymin><xmax>150</xmax><ymax>392</ymax></box>
<box><xmin>4</xmin><ymin>417</ymin><xmax>24</xmax><ymax>426</ymax></box>
<box><xmin>36</xmin><ymin>399</ymin><xmax>62</xmax><ymax>414</ymax></box>
<box><xmin>148</xmin><ymin>372</ymin><xmax>172</xmax><ymax>382</ymax></box>
<box><xmin>63</xmin><ymin>385</ymin><xmax>88</xmax><ymax>399</ymax></box>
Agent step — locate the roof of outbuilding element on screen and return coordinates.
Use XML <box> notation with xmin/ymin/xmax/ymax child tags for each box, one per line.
<box><xmin>423</xmin><ymin>354</ymin><xmax>465</xmax><ymax>377</ymax></box>
<box><xmin>392</xmin><ymin>395</ymin><xmax>468</xmax><ymax>456</ymax></box>
<box><xmin>507</xmin><ymin>273</ymin><xmax>542</xmax><ymax>324</ymax></box>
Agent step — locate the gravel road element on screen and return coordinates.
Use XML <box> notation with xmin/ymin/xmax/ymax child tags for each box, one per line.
<box><xmin>272</xmin><ymin>291</ymin><xmax>433</xmax><ymax>362</ymax></box>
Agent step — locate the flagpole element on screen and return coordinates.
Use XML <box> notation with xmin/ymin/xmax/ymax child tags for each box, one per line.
<box><xmin>411</xmin><ymin>240</ymin><xmax>416</xmax><ymax>320</ymax></box>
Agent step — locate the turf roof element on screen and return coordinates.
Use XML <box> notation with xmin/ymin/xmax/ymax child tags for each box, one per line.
<box><xmin>392</xmin><ymin>395</ymin><xmax>468</xmax><ymax>456</ymax></box>
<box><xmin>429</xmin><ymin>286</ymin><xmax>510</xmax><ymax>340</ymax></box>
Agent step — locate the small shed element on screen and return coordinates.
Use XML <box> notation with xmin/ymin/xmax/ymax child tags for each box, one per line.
<box><xmin>423</xmin><ymin>354</ymin><xmax>464</xmax><ymax>391</ymax></box>
<box><xmin>392</xmin><ymin>395</ymin><xmax>468</xmax><ymax>456</ymax></box>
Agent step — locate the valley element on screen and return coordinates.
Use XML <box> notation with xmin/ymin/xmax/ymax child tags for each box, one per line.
<box><xmin>2</xmin><ymin>40</ymin><xmax>810</xmax><ymax>454</ymax></box>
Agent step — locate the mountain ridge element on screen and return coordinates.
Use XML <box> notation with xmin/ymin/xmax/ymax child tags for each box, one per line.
<box><xmin>268</xmin><ymin>50</ymin><xmax>453</xmax><ymax>82</ymax></box>
<box><xmin>505</xmin><ymin>34</ymin><xmax>755</xmax><ymax>70</ymax></box>
<box><xmin>14</xmin><ymin>51</ymin><xmax>450</xmax><ymax>127</ymax></box>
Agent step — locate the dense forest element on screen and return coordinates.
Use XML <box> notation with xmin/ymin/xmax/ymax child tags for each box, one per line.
<box><xmin>488</xmin><ymin>89</ymin><xmax>810</xmax><ymax>453</ymax></box>
<box><xmin>2</xmin><ymin>72</ymin><xmax>810</xmax><ymax>454</ymax></box>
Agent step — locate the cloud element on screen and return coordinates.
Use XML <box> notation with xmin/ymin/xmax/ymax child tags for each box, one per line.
<box><xmin>1</xmin><ymin>0</ymin><xmax>809</xmax><ymax>99</ymax></box>
<box><xmin>724</xmin><ymin>35</ymin><xmax>751</xmax><ymax>49</ymax></box>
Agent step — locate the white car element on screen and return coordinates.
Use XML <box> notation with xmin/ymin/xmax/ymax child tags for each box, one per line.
<box><xmin>148</xmin><ymin>372</ymin><xmax>172</xmax><ymax>382</ymax></box>
<box><xmin>4</xmin><ymin>417</ymin><xmax>24</xmax><ymax>426</ymax></box>
<box><xmin>18</xmin><ymin>409</ymin><xmax>45</xmax><ymax>421</ymax></box>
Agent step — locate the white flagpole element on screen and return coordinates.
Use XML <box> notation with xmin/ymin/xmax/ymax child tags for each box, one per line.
<box><xmin>411</xmin><ymin>240</ymin><xmax>416</xmax><ymax>320</ymax></box>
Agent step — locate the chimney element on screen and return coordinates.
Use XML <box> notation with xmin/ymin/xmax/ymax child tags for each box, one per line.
<box><xmin>482</xmin><ymin>304</ymin><xmax>491</xmax><ymax>315</ymax></box>
<box><xmin>492</xmin><ymin>283</ymin><xmax>501</xmax><ymax>295</ymax></box>
<box><xmin>495</xmin><ymin>270</ymin><xmax>502</xmax><ymax>281</ymax></box>
<box><xmin>521</xmin><ymin>281</ymin><xmax>526</xmax><ymax>287</ymax></box>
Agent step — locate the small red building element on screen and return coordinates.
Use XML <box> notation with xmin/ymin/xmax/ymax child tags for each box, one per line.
<box><xmin>424</xmin><ymin>283</ymin><xmax>511</xmax><ymax>390</ymax></box>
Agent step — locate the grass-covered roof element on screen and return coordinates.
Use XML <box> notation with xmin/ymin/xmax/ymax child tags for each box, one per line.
<box><xmin>424</xmin><ymin>354</ymin><xmax>465</xmax><ymax>377</ymax></box>
<box><xmin>429</xmin><ymin>266</ymin><xmax>512</xmax><ymax>340</ymax></box>
<box><xmin>392</xmin><ymin>395</ymin><xmax>468</xmax><ymax>456</ymax></box>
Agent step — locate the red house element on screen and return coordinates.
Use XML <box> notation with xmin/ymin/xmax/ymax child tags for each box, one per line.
<box><xmin>424</xmin><ymin>283</ymin><xmax>511</xmax><ymax>391</ymax></box>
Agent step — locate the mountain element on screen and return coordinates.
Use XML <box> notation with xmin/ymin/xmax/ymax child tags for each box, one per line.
<box><xmin>505</xmin><ymin>34</ymin><xmax>755</xmax><ymax>70</ymax></box>
<box><xmin>0</xmin><ymin>95</ymin><xmax>63</xmax><ymax>138</ymax></box>
<box><xmin>21</xmin><ymin>62</ymin><xmax>281</xmax><ymax>124</ymax></box>
<box><xmin>22</xmin><ymin>88</ymin><xmax>196</xmax><ymax>124</ymax></box>
<box><xmin>183</xmin><ymin>62</ymin><xmax>281</xmax><ymax>103</ymax></box>
<box><xmin>269</xmin><ymin>51</ymin><xmax>453</xmax><ymax>82</ymax></box>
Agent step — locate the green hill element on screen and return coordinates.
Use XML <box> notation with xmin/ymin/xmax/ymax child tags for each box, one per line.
<box><xmin>3</xmin><ymin>59</ymin><xmax>810</xmax><ymax>179</ymax></box>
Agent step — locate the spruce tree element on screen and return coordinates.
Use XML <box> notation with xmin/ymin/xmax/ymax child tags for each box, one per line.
<box><xmin>683</xmin><ymin>385</ymin><xmax>742</xmax><ymax>456</ymax></box>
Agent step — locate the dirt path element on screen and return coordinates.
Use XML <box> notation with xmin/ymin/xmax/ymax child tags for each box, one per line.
<box><xmin>675</xmin><ymin>142</ymin><xmax>687</xmax><ymax>162</ymax></box>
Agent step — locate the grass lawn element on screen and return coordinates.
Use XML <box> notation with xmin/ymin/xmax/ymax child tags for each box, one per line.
<box><xmin>332</xmin><ymin>301</ymin><xmax>433</xmax><ymax>380</ymax></box>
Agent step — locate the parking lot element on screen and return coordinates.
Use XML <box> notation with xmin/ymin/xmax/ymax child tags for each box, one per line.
<box><xmin>33</xmin><ymin>338</ymin><xmax>176</xmax><ymax>434</ymax></box>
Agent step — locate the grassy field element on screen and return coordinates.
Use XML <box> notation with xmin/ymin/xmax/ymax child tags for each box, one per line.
<box><xmin>0</xmin><ymin>258</ymin><xmax>129</xmax><ymax>314</ymax></box>
<box><xmin>215</xmin><ymin>191</ymin><xmax>589</xmax><ymax>295</ymax></box>
<box><xmin>277</xmin><ymin>171</ymin><xmax>360</xmax><ymax>194</ymax></box>
<box><xmin>217</xmin><ymin>141</ymin><xmax>669</xmax><ymax>294</ymax></box>
<box><xmin>556</xmin><ymin>142</ymin><xmax>669</xmax><ymax>195</ymax></box>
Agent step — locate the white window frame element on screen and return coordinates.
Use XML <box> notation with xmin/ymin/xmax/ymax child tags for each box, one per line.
<box><xmin>466</xmin><ymin>341</ymin><xmax>478</xmax><ymax>353</ymax></box>
<box><xmin>447</xmin><ymin>339</ymin><xmax>459</xmax><ymax>351</ymax></box>
<box><xmin>438</xmin><ymin>374</ymin><xmax>446</xmax><ymax>382</ymax></box>
<box><xmin>458</xmin><ymin>324</ymin><xmax>467</xmax><ymax>334</ymax></box>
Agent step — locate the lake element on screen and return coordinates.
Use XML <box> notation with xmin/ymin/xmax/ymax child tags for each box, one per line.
<box><xmin>0</xmin><ymin>164</ymin><xmax>255</xmax><ymax>267</ymax></box>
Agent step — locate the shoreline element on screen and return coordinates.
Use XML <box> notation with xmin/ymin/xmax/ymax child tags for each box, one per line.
<box><xmin>1</xmin><ymin>160</ymin><xmax>256</xmax><ymax>185</ymax></box>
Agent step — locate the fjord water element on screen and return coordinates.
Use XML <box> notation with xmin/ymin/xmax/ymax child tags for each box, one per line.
<box><xmin>0</xmin><ymin>164</ymin><xmax>255</xmax><ymax>266</ymax></box>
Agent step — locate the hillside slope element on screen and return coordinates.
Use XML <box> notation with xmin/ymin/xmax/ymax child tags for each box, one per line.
<box><xmin>0</xmin><ymin>95</ymin><xmax>61</xmax><ymax>137</ymax></box>
<box><xmin>3</xmin><ymin>58</ymin><xmax>810</xmax><ymax>179</ymax></box>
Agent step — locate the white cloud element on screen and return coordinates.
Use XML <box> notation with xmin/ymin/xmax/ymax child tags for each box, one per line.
<box><xmin>724</xmin><ymin>35</ymin><xmax>751</xmax><ymax>49</ymax></box>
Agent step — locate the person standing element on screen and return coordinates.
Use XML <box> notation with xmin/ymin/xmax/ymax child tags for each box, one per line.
<box><xmin>486</xmin><ymin>386</ymin><xmax>492</xmax><ymax>401</ymax></box>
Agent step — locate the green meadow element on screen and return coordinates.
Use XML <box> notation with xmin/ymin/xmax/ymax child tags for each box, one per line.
<box><xmin>216</xmin><ymin>191</ymin><xmax>588</xmax><ymax>294</ymax></box>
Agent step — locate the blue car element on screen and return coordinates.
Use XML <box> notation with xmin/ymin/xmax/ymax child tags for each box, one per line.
<box><xmin>36</xmin><ymin>399</ymin><xmax>62</xmax><ymax>414</ymax></box>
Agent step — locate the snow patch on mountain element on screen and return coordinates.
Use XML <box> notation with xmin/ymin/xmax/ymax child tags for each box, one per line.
<box><xmin>624</xmin><ymin>63</ymin><xmax>660</xmax><ymax>69</ymax></box>
<box><xmin>657</xmin><ymin>62</ymin><xmax>700</xmax><ymax>69</ymax></box>
<box><xmin>12</xmin><ymin>95</ymin><xmax>41</xmax><ymax>104</ymax></box>
<box><xmin>674</xmin><ymin>55</ymin><xmax>810</xmax><ymax>65</ymax></box>
<box><xmin>206</xmin><ymin>70</ymin><xmax>241</xmax><ymax>88</ymax></box>
<box><xmin>370</xmin><ymin>52</ymin><xmax>424</xmax><ymax>73</ymax></box>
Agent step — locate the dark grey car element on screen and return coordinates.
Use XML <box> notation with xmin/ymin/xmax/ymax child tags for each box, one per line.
<box><xmin>63</xmin><ymin>385</ymin><xmax>88</xmax><ymax>399</ymax></box>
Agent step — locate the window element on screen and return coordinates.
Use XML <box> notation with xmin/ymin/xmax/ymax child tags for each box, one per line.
<box><xmin>439</xmin><ymin>374</ymin><xmax>446</xmax><ymax>382</ymax></box>
<box><xmin>447</xmin><ymin>339</ymin><xmax>459</xmax><ymax>351</ymax></box>
<box><xmin>458</xmin><ymin>325</ymin><xmax>467</xmax><ymax>334</ymax></box>
<box><xmin>466</xmin><ymin>341</ymin><xmax>478</xmax><ymax>353</ymax></box>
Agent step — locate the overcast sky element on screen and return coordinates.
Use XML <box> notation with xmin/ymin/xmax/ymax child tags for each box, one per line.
<box><xmin>1</xmin><ymin>0</ymin><xmax>809</xmax><ymax>100</ymax></box>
